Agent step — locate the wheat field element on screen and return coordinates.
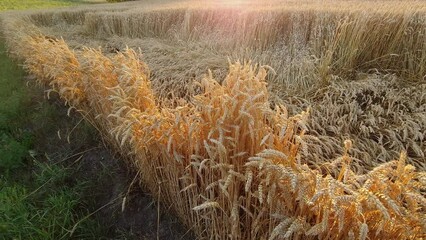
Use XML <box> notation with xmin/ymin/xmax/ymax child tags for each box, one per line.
<box><xmin>1</xmin><ymin>0</ymin><xmax>425</xmax><ymax>239</ymax></box>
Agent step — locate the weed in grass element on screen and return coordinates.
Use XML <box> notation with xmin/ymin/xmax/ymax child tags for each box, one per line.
<box><xmin>0</xmin><ymin>133</ymin><xmax>32</xmax><ymax>170</ymax></box>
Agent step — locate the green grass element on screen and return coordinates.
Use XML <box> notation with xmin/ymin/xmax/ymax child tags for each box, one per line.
<box><xmin>0</xmin><ymin>41</ymin><xmax>107</xmax><ymax>239</ymax></box>
<box><xmin>0</xmin><ymin>0</ymin><xmax>105</xmax><ymax>11</ymax></box>
<box><xmin>0</xmin><ymin>162</ymin><xmax>105</xmax><ymax>239</ymax></box>
<box><xmin>0</xmin><ymin>42</ymin><xmax>31</xmax><ymax>171</ymax></box>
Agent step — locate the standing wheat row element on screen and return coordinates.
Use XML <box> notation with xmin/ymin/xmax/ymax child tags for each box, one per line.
<box><xmin>2</xmin><ymin>18</ymin><xmax>425</xmax><ymax>239</ymax></box>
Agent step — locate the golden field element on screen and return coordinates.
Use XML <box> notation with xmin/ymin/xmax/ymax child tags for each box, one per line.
<box><xmin>1</xmin><ymin>0</ymin><xmax>425</xmax><ymax>239</ymax></box>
